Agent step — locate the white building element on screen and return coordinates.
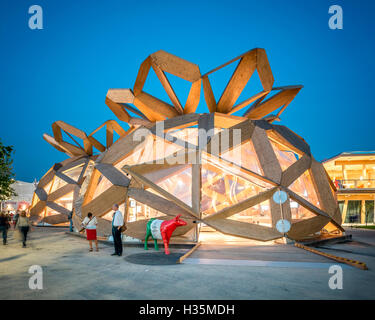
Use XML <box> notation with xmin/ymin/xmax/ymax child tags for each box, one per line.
<box><xmin>1</xmin><ymin>180</ymin><xmax>37</xmax><ymax>213</ymax></box>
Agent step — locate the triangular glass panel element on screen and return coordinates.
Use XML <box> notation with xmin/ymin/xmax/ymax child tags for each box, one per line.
<box><xmin>201</xmin><ymin>153</ymin><xmax>273</xmax><ymax>217</ymax></box>
<box><xmin>220</xmin><ymin>139</ymin><xmax>263</xmax><ymax>175</ymax></box>
<box><xmin>167</xmin><ymin>126</ymin><xmax>199</xmax><ymax>146</ymax></box>
<box><xmin>289</xmin><ymin>199</ymin><xmax>317</xmax><ymax>222</ymax></box>
<box><xmin>140</xmin><ymin>163</ymin><xmax>192</xmax><ymax>207</ymax></box>
<box><xmin>269</xmin><ymin>139</ymin><xmax>299</xmax><ymax>171</ymax></box>
<box><xmin>228</xmin><ymin>200</ymin><xmax>272</xmax><ymax>227</ymax></box>
<box><xmin>289</xmin><ymin>170</ymin><xmax>321</xmax><ymax>209</ymax></box>
<box><xmin>63</xmin><ymin>164</ymin><xmax>84</xmax><ymax>182</ymax></box>
<box><xmin>49</xmin><ymin>176</ymin><xmax>68</xmax><ymax>194</ymax></box>
<box><xmin>92</xmin><ymin>175</ymin><xmax>112</xmax><ymax>200</ymax></box>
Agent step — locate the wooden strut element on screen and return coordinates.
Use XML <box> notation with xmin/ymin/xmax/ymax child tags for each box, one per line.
<box><xmin>295</xmin><ymin>243</ymin><xmax>368</xmax><ymax>270</ymax></box>
<box><xmin>178</xmin><ymin>242</ymin><xmax>202</xmax><ymax>264</ymax></box>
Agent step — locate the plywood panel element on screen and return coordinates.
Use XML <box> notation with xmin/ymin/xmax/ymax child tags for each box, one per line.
<box><xmin>217</xmin><ymin>52</ymin><xmax>257</xmax><ymax>113</ymax></box>
<box><xmin>151</xmin><ymin>50</ymin><xmax>201</xmax><ymax>82</ymax></box>
<box><xmin>81</xmin><ymin>185</ymin><xmax>128</xmax><ymax>218</ymax></box>
<box><xmin>287</xmin><ymin>216</ymin><xmax>330</xmax><ymax>240</ymax></box>
<box><xmin>95</xmin><ymin>163</ymin><xmax>131</xmax><ymax>187</ymax></box>
<box><xmin>206</xmin><ymin>187</ymin><xmax>277</xmax><ymax>220</ymax></box>
<box><xmin>105</xmin><ymin>97</ymin><xmax>131</xmax><ymax>122</ymax></box>
<box><xmin>47</xmin><ymin>184</ymin><xmax>76</xmax><ymax>202</ymax></box>
<box><xmin>309</xmin><ymin>159</ymin><xmax>338</xmax><ymax>219</ymax></box>
<box><xmin>127</xmin><ymin>188</ymin><xmax>193</xmax><ymax>218</ymax></box>
<box><xmin>106</xmin><ymin>89</ymin><xmax>134</xmax><ymax>103</ymax></box>
<box><xmin>281</xmin><ymin>154</ymin><xmax>312</xmax><ymax>187</ymax></box>
<box><xmin>184</xmin><ymin>79</ymin><xmax>201</xmax><ymax>114</ymax></box>
<box><xmin>133</xmin><ymin>92</ymin><xmax>179</xmax><ymax>121</ymax></box>
<box><xmin>203</xmin><ymin>218</ymin><xmax>282</xmax><ymax>241</ymax></box>
<box><xmin>42</xmin><ymin>213</ymin><xmax>69</xmax><ymax>225</ymax></box>
<box><xmin>101</xmin><ymin>126</ymin><xmax>151</xmax><ymax>165</ymax></box>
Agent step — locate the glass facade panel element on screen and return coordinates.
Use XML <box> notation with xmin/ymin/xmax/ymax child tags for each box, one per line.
<box><xmin>142</xmin><ymin>164</ymin><xmax>192</xmax><ymax>207</ymax></box>
<box><xmin>49</xmin><ymin>176</ymin><xmax>68</xmax><ymax>193</ymax></box>
<box><xmin>228</xmin><ymin>200</ymin><xmax>272</xmax><ymax>227</ymax></box>
<box><xmin>220</xmin><ymin>140</ymin><xmax>263</xmax><ymax>175</ymax></box>
<box><xmin>290</xmin><ymin>200</ymin><xmax>316</xmax><ymax>222</ymax></box>
<box><xmin>201</xmin><ymin>153</ymin><xmax>272</xmax><ymax>217</ymax></box>
<box><xmin>92</xmin><ymin>175</ymin><xmax>112</xmax><ymax>200</ymax></box>
<box><xmin>270</xmin><ymin>140</ymin><xmax>299</xmax><ymax>171</ymax></box>
<box><xmin>289</xmin><ymin>170</ymin><xmax>321</xmax><ymax>209</ymax></box>
<box><xmin>365</xmin><ymin>201</ymin><xmax>374</xmax><ymax>224</ymax></box>
<box><xmin>63</xmin><ymin>164</ymin><xmax>84</xmax><ymax>182</ymax></box>
<box><xmin>344</xmin><ymin>200</ymin><xmax>361</xmax><ymax>223</ymax></box>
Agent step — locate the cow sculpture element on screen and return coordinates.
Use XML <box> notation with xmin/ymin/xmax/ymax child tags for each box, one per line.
<box><xmin>145</xmin><ymin>215</ymin><xmax>187</xmax><ymax>255</ymax></box>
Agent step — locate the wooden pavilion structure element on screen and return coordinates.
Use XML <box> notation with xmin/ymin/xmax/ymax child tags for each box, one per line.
<box><xmin>30</xmin><ymin>48</ymin><xmax>343</xmax><ymax>242</ymax></box>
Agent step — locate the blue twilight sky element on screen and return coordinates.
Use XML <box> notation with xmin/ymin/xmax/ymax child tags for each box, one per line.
<box><xmin>0</xmin><ymin>0</ymin><xmax>374</xmax><ymax>182</ymax></box>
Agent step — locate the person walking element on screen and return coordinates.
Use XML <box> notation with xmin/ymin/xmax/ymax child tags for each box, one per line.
<box><xmin>0</xmin><ymin>212</ymin><xmax>10</xmax><ymax>245</ymax></box>
<box><xmin>16</xmin><ymin>211</ymin><xmax>30</xmax><ymax>248</ymax></box>
<box><xmin>111</xmin><ymin>204</ymin><xmax>124</xmax><ymax>256</ymax></box>
<box><xmin>81</xmin><ymin>212</ymin><xmax>98</xmax><ymax>252</ymax></box>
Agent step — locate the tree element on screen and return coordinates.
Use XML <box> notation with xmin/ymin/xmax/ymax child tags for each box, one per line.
<box><xmin>0</xmin><ymin>139</ymin><xmax>17</xmax><ymax>201</ymax></box>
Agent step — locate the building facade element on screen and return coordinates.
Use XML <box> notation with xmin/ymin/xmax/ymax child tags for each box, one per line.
<box><xmin>1</xmin><ymin>180</ymin><xmax>37</xmax><ymax>213</ymax></box>
<box><xmin>323</xmin><ymin>152</ymin><xmax>375</xmax><ymax>225</ymax></box>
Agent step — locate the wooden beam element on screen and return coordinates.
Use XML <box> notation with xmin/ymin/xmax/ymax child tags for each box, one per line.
<box><xmin>256</xmin><ymin>48</ymin><xmax>274</xmax><ymax>91</ymax></box>
<box><xmin>247</xmin><ymin>87</ymin><xmax>302</xmax><ymax>120</ymax></box>
<box><xmin>184</xmin><ymin>79</ymin><xmax>202</xmax><ymax>114</ymax></box>
<box><xmin>217</xmin><ymin>51</ymin><xmax>257</xmax><ymax>113</ymax></box>
<box><xmin>203</xmin><ymin>218</ymin><xmax>282</xmax><ymax>241</ymax></box>
<box><xmin>205</xmin><ymin>187</ymin><xmax>277</xmax><ymax>221</ymax></box>
<box><xmin>101</xmin><ymin>126</ymin><xmax>151</xmax><ymax>165</ymax></box>
<box><xmin>252</xmin><ymin>126</ymin><xmax>282</xmax><ymax>184</ymax></box>
<box><xmin>105</xmin><ymin>97</ymin><xmax>131</xmax><ymax>122</ymax></box>
<box><xmin>287</xmin><ymin>216</ymin><xmax>330</xmax><ymax>240</ymax></box>
<box><xmin>95</xmin><ymin>163</ymin><xmax>131</xmax><ymax>187</ymax></box>
<box><xmin>47</xmin><ymin>183</ymin><xmax>75</xmax><ymax>202</ymax></box>
<box><xmin>309</xmin><ymin>159</ymin><xmax>338</xmax><ymax>219</ymax></box>
<box><xmin>150</xmin><ymin>50</ymin><xmax>201</xmax><ymax>83</ymax></box>
<box><xmin>81</xmin><ymin>185</ymin><xmax>128</xmax><ymax>218</ymax></box>
<box><xmin>133</xmin><ymin>92</ymin><xmax>179</xmax><ymax>121</ymax></box>
<box><xmin>122</xmin><ymin>166</ymin><xmax>198</xmax><ymax>218</ymax></box>
<box><xmin>206</xmin><ymin>119</ymin><xmax>255</xmax><ymax>156</ymax></box>
<box><xmin>127</xmin><ymin>188</ymin><xmax>194</xmax><ymax>218</ymax></box>
<box><xmin>152</xmin><ymin>63</ymin><xmax>183</xmax><ymax>114</ymax></box>
<box><xmin>133</xmin><ymin>56</ymin><xmax>152</xmax><ymax>96</ymax></box>
<box><xmin>280</xmin><ymin>154</ymin><xmax>312</xmax><ymax>187</ymax></box>
<box><xmin>202</xmin><ymin>76</ymin><xmax>216</xmax><ymax>113</ymax></box>
<box><xmin>106</xmin><ymin>89</ymin><xmax>134</xmax><ymax>103</ymax></box>
<box><xmin>46</xmin><ymin>201</ymin><xmax>71</xmax><ymax>216</ymax></box>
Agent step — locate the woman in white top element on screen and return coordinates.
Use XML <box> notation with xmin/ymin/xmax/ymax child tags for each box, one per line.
<box><xmin>81</xmin><ymin>212</ymin><xmax>98</xmax><ymax>252</ymax></box>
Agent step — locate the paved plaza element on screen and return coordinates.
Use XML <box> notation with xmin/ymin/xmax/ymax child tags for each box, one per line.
<box><xmin>0</xmin><ymin>227</ymin><xmax>374</xmax><ymax>299</ymax></box>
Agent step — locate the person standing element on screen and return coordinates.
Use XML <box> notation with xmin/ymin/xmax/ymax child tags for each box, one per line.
<box><xmin>0</xmin><ymin>212</ymin><xmax>10</xmax><ymax>245</ymax></box>
<box><xmin>16</xmin><ymin>211</ymin><xmax>30</xmax><ymax>248</ymax></box>
<box><xmin>68</xmin><ymin>210</ymin><xmax>74</xmax><ymax>232</ymax></box>
<box><xmin>13</xmin><ymin>211</ymin><xmax>19</xmax><ymax>229</ymax></box>
<box><xmin>111</xmin><ymin>204</ymin><xmax>124</xmax><ymax>256</ymax></box>
<box><xmin>81</xmin><ymin>212</ymin><xmax>98</xmax><ymax>252</ymax></box>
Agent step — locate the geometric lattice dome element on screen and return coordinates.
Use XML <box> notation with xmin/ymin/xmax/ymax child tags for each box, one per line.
<box><xmin>30</xmin><ymin>48</ymin><xmax>343</xmax><ymax>242</ymax></box>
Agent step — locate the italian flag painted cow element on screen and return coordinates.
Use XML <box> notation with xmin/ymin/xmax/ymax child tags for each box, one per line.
<box><xmin>144</xmin><ymin>215</ymin><xmax>187</xmax><ymax>255</ymax></box>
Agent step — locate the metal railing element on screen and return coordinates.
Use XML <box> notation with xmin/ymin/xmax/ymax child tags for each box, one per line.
<box><xmin>336</xmin><ymin>179</ymin><xmax>375</xmax><ymax>189</ymax></box>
